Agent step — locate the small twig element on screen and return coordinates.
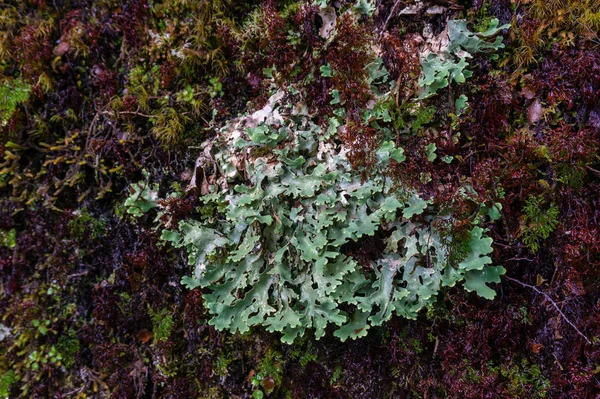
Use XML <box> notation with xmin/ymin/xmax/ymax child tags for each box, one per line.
<box><xmin>567</xmin><ymin>8</ymin><xmax>600</xmax><ymax>45</ymax></box>
<box><xmin>432</xmin><ymin>335</ymin><xmax>440</xmax><ymax>357</ymax></box>
<box><xmin>586</xmin><ymin>165</ymin><xmax>600</xmax><ymax>176</ymax></box>
<box><xmin>381</xmin><ymin>0</ymin><xmax>404</xmax><ymax>37</ymax></box>
<box><xmin>103</xmin><ymin>110</ymin><xmax>157</xmax><ymax>118</ymax></box>
<box><xmin>490</xmin><ymin>241</ymin><xmax>515</xmax><ymax>248</ymax></box>
<box><xmin>505</xmin><ymin>276</ymin><xmax>592</xmax><ymax>345</ymax></box>
<box><xmin>85</xmin><ymin>107</ymin><xmax>104</xmax><ymax>153</ymax></box>
<box><xmin>67</xmin><ymin>271</ymin><xmax>89</xmax><ymax>279</ymax></box>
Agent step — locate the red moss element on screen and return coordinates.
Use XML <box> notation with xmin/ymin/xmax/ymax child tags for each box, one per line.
<box><xmin>294</xmin><ymin>4</ymin><xmax>320</xmax><ymax>48</ymax></box>
<box><xmin>326</xmin><ymin>14</ymin><xmax>373</xmax><ymax>119</ymax></box>
<box><xmin>92</xmin><ymin>64</ymin><xmax>118</xmax><ymax>101</ymax></box>
<box><xmin>241</xmin><ymin>4</ymin><xmax>296</xmax><ymax>78</ymax></box>
<box><xmin>535</xmin><ymin>45</ymin><xmax>600</xmax><ymax>110</ymax></box>
<box><xmin>341</xmin><ymin>123</ymin><xmax>379</xmax><ymax>178</ymax></box>
<box><xmin>380</xmin><ymin>32</ymin><xmax>421</xmax><ymax>98</ymax></box>
<box><xmin>14</xmin><ymin>24</ymin><xmax>53</xmax><ymax>82</ymax></box>
<box><xmin>119</xmin><ymin>0</ymin><xmax>149</xmax><ymax>48</ymax></box>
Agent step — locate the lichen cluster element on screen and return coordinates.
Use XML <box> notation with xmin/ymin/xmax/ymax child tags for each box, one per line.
<box><xmin>128</xmin><ymin>89</ymin><xmax>504</xmax><ymax>342</ymax></box>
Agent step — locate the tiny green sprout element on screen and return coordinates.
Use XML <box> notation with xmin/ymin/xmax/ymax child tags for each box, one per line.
<box><xmin>330</xmin><ymin>89</ymin><xmax>341</xmax><ymax>105</ymax></box>
<box><xmin>320</xmin><ymin>63</ymin><xmax>334</xmax><ymax>77</ymax></box>
<box><xmin>425</xmin><ymin>143</ymin><xmax>438</xmax><ymax>162</ymax></box>
<box><xmin>0</xmin><ymin>229</ymin><xmax>16</xmax><ymax>249</ymax></box>
<box><xmin>209</xmin><ymin>77</ymin><xmax>223</xmax><ymax>98</ymax></box>
<box><xmin>354</xmin><ymin>0</ymin><xmax>376</xmax><ymax>16</ymax></box>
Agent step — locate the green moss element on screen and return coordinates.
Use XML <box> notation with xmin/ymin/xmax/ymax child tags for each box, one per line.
<box><xmin>0</xmin><ymin>78</ymin><xmax>30</xmax><ymax>127</ymax></box>
<box><xmin>56</xmin><ymin>331</ymin><xmax>80</xmax><ymax>368</ymax></box>
<box><xmin>411</xmin><ymin>105</ymin><xmax>436</xmax><ymax>134</ymax></box>
<box><xmin>0</xmin><ymin>370</ymin><xmax>16</xmax><ymax>398</ymax></box>
<box><xmin>556</xmin><ymin>162</ymin><xmax>586</xmax><ymax>189</ymax></box>
<box><xmin>289</xmin><ymin>338</ymin><xmax>318</xmax><ymax>368</ymax></box>
<box><xmin>0</xmin><ymin>228</ymin><xmax>16</xmax><ymax>249</ymax></box>
<box><xmin>213</xmin><ymin>350</ymin><xmax>233</xmax><ymax>378</ymax></box>
<box><xmin>280</xmin><ymin>1</ymin><xmax>302</xmax><ymax>19</ymax></box>
<box><xmin>329</xmin><ymin>365</ymin><xmax>343</xmax><ymax>386</ymax></box>
<box><xmin>251</xmin><ymin>349</ymin><xmax>284</xmax><ymax>397</ymax></box>
<box><xmin>149</xmin><ymin>307</ymin><xmax>175</xmax><ymax>343</ymax></box>
<box><xmin>521</xmin><ymin>195</ymin><xmax>559</xmax><ymax>253</ymax></box>
<box><xmin>493</xmin><ymin>359</ymin><xmax>550</xmax><ymax>398</ymax></box>
<box><xmin>68</xmin><ymin>210</ymin><xmax>106</xmax><ymax>240</ymax></box>
<box><xmin>510</xmin><ymin>305</ymin><xmax>533</xmax><ymax>325</ymax></box>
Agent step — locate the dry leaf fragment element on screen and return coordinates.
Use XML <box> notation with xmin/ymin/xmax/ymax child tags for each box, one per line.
<box><xmin>137</xmin><ymin>329</ymin><xmax>153</xmax><ymax>343</ymax></box>
<box><xmin>536</xmin><ymin>274</ymin><xmax>546</xmax><ymax>286</ymax></box>
<box><xmin>318</xmin><ymin>7</ymin><xmax>336</xmax><ymax>39</ymax></box>
<box><xmin>55</xmin><ymin>41</ymin><xmax>70</xmax><ymax>56</ymax></box>
<box><xmin>531</xmin><ymin>342</ymin><xmax>544</xmax><ymax>354</ymax></box>
<box><xmin>522</xmin><ymin>86</ymin><xmax>536</xmax><ymax>100</ymax></box>
<box><xmin>528</xmin><ymin>99</ymin><xmax>542</xmax><ymax>124</ymax></box>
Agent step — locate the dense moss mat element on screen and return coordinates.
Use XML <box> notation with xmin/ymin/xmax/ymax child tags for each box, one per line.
<box><xmin>1</xmin><ymin>0</ymin><xmax>600</xmax><ymax>397</ymax></box>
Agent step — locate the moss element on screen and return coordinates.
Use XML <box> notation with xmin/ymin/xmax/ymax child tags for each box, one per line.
<box><xmin>411</xmin><ymin>105</ymin><xmax>437</xmax><ymax>134</ymax></box>
<box><xmin>213</xmin><ymin>350</ymin><xmax>234</xmax><ymax>378</ymax></box>
<box><xmin>56</xmin><ymin>331</ymin><xmax>80</xmax><ymax>369</ymax></box>
<box><xmin>289</xmin><ymin>338</ymin><xmax>318</xmax><ymax>368</ymax></box>
<box><xmin>0</xmin><ymin>228</ymin><xmax>16</xmax><ymax>249</ymax></box>
<box><xmin>0</xmin><ymin>78</ymin><xmax>30</xmax><ymax>127</ymax></box>
<box><xmin>493</xmin><ymin>359</ymin><xmax>551</xmax><ymax>398</ymax></box>
<box><xmin>0</xmin><ymin>370</ymin><xmax>17</xmax><ymax>399</ymax></box>
<box><xmin>520</xmin><ymin>195</ymin><xmax>559</xmax><ymax>253</ymax></box>
<box><xmin>251</xmin><ymin>349</ymin><xmax>284</xmax><ymax>397</ymax></box>
<box><xmin>68</xmin><ymin>210</ymin><xmax>106</xmax><ymax>240</ymax></box>
<box><xmin>149</xmin><ymin>307</ymin><xmax>175</xmax><ymax>343</ymax></box>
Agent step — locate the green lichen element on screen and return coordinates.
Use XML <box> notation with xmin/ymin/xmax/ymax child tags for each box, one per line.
<box><xmin>127</xmin><ymin>89</ymin><xmax>504</xmax><ymax>343</ymax></box>
<box><xmin>419</xmin><ymin>19</ymin><xmax>509</xmax><ymax>98</ymax></box>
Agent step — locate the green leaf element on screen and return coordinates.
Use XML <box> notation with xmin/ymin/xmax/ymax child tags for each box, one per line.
<box><xmin>0</xmin><ymin>229</ymin><xmax>16</xmax><ymax>249</ymax></box>
<box><xmin>228</xmin><ymin>229</ymin><xmax>261</xmax><ymax>262</ymax></box>
<box><xmin>343</xmin><ymin>204</ymin><xmax>382</xmax><ymax>238</ymax></box>
<box><xmin>365</xmin><ymin>58</ymin><xmax>389</xmax><ymax>87</ymax></box>
<box><xmin>238</xmin><ymin>125</ymin><xmax>286</xmax><ymax>148</ymax></box>
<box><xmin>425</xmin><ymin>143</ymin><xmax>437</xmax><ymax>162</ymax></box>
<box><xmin>144</xmin><ymin>83</ymin><xmax>505</xmax><ymax>343</ymax></box>
<box><xmin>377</xmin><ymin>141</ymin><xmax>406</xmax><ymax>166</ymax></box>
<box><xmin>181</xmin><ymin>276</ymin><xmax>202</xmax><ymax>290</ymax></box>
<box><xmin>0</xmin><ymin>79</ymin><xmax>30</xmax><ymax>127</ymax></box>
<box><xmin>419</xmin><ymin>19</ymin><xmax>508</xmax><ymax>98</ymax></box>
<box><xmin>160</xmin><ymin>230</ymin><xmax>182</xmax><ymax>244</ymax></box>
<box><xmin>320</xmin><ymin>64</ymin><xmax>333</xmax><ymax>77</ymax></box>
<box><xmin>334</xmin><ymin>311</ymin><xmax>370</xmax><ymax>341</ymax></box>
<box><xmin>124</xmin><ymin>181</ymin><xmax>159</xmax><ymax>217</ymax></box>
<box><xmin>448</xmin><ymin>19</ymin><xmax>508</xmax><ymax>54</ymax></box>
<box><xmin>478</xmin><ymin>18</ymin><xmax>511</xmax><ymax>37</ymax></box>
<box><xmin>482</xmin><ymin>202</ymin><xmax>502</xmax><ymax>222</ymax></box>
<box><xmin>330</xmin><ymin>89</ymin><xmax>341</xmax><ymax>105</ymax></box>
<box><xmin>403</xmin><ymin>195</ymin><xmax>428</xmax><ymax>218</ymax></box>
<box><xmin>458</xmin><ymin>227</ymin><xmax>493</xmax><ymax>271</ymax></box>
<box><xmin>464</xmin><ymin>266</ymin><xmax>506</xmax><ymax>299</ymax></box>
<box><xmin>178</xmin><ymin>221</ymin><xmax>231</xmax><ymax>276</ymax></box>
<box><xmin>455</xmin><ymin>94</ymin><xmax>469</xmax><ymax>114</ymax></box>
<box><xmin>354</xmin><ymin>0</ymin><xmax>376</xmax><ymax>16</ymax></box>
